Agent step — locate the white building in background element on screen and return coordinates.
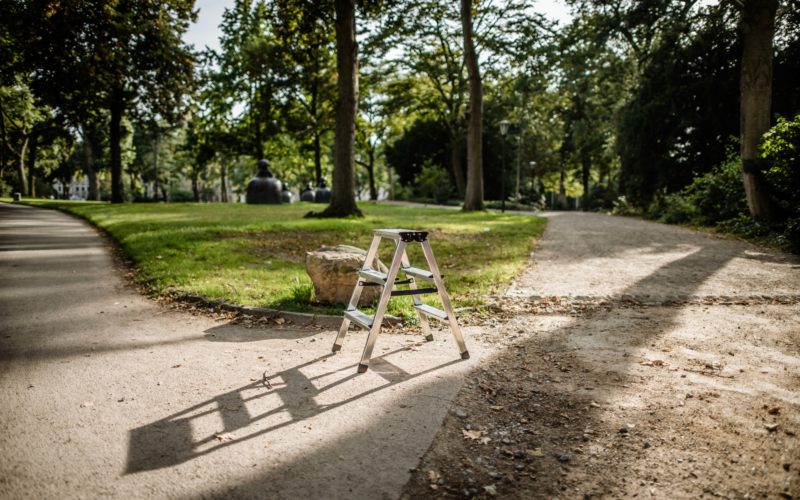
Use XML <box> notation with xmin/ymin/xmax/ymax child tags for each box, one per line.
<box><xmin>52</xmin><ymin>176</ymin><xmax>90</xmax><ymax>200</ymax></box>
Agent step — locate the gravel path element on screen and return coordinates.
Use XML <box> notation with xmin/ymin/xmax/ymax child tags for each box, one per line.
<box><xmin>0</xmin><ymin>202</ymin><xmax>485</xmax><ymax>499</ymax></box>
<box><xmin>508</xmin><ymin>211</ymin><xmax>800</xmax><ymax>303</ymax></box>
<box><xmin>404</xmin><ymin>211</ymin><xmax>800</xmax><ymax>499</ymax></box>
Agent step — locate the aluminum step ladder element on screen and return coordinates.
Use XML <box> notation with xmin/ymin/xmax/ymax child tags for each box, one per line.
<box><xmin>332</xmin><ymin>229</ymin><xmax>469</xmax><ymax>373</ymax></box>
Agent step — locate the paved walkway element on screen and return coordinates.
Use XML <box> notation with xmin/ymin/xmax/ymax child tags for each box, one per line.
<box><xmin>0</xmin><ymin>202</ymin><xmax>485</xmax><ymax>499</ymax></box>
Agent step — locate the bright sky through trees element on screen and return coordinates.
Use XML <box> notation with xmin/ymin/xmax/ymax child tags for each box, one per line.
<box><xmin>183</xmin><ymin>0</ymin><xmax>573</xmax><ymax>53</ymax></box>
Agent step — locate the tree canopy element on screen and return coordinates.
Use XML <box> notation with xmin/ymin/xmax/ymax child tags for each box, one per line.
<box><xmin>1</xmin><ymin>0</ymin><xmax>798</xmax><ymax>245</ymax></box>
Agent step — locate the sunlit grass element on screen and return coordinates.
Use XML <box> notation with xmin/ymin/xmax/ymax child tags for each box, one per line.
<box><xmin>16</xmin><ymin>200</ymin><xmax>546</xmax><ymax>318</ymax></box>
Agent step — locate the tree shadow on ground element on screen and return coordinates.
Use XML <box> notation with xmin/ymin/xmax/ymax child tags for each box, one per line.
<box><xmin>404</xmin><ymin>236</ymin><xmax>800</xmax><ymax>497</ymax></box>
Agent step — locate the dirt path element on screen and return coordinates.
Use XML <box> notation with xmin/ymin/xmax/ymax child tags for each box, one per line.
<box><xmin>404</xmin><ymin>212</ymin><xmax>800</xmax><ymax>499</ymax></box>
<box><xmin>0</xmin><ymin>203</ymin><xmax>487</xmax><ymax>499</ymax></box>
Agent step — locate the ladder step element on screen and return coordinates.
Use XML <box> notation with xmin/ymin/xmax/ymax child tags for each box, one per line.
<box><xmin>358</xmin><ymin>269</ymin><xmax>388</xmax><ymax>284</ymax></box>
<box><xmin>344</xmin><ymin>309</ymin><xmax>374</xmax><ymax>329</ymax></box>
<box><xmin>402</xmin><ymin>266</ymin><xmax>434</xmax><ymax>281</ymax></box>
<box><xmin>414</xmin><ymin>304</ymin><xmax>448</xmax><ymax>321</ymax></box>
<box><xmin>373</xmin><ymin>229</ymin><xmax>428</xmax><ymax>242</ymax></box>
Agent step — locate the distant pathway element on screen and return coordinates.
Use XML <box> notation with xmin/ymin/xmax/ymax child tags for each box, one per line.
<box><xmin>509</xmin><ymin>211</ymin><xmax>800</xmax><ymax>303</ymax></box>
<box><xmin>0</xmin><ymin>203</ymin><xmax>484</xmax><ymax>499</ymax></box>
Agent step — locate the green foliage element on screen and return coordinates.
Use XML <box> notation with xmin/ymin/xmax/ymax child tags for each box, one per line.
<box><xmin>385</xmin><ymin>119</ymin><xmax>449</xmax><ymax>185</ymax></box>
<box><xmin>414</xmin><ymin>162</ymin><xmax>454</xmax><ymax>204</ymax></box>
<box><xmin>760</xmin><ymin>114</ymin><xmax>800</xmax><ymax>251</ymax></box>
<box><xmin>761</xmin><ymin>114</ymin><xmax>800</xmax><ymax>217</ymax></box>
<box><xmin>646</xmin><ymin>151</ymin><xmax>746</xmax><ymax>225</ymax></box>
<box><xmin>610</xmin><ymin>196</ymin><xmax>639</xmax><ymax>217</ymax></box>
<box><xmin>20</xmin><ymin>201</ymin><xmax>547</xmax><ymax>319</ymax></box>
<box><xmin>617</xmin><ymin>4</ymin><xmax>741</xmax><ymax>206</ymax></box>
<box><xmin>0</xmin><ymin>178</ymin><xmax>12</xmax><ymax>197</ymax></box>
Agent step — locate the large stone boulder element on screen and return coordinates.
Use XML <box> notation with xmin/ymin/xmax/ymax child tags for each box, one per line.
<box><xmin>305</xmin><ymin>245</ymin><xmax>387</xmax><ymax>306</ymax></box>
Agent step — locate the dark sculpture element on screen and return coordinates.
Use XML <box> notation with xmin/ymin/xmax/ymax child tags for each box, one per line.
<box><xmin>246</xmin><ymin>159</ymin><xmax>283</xmax><ymax>204</ymax></box>
<box><xmin>280</xmin><ymin>183</ymin><xmax>293</xmax><ymax>204</ymax></box>
<box><xmin>300</xmin><ymin>182</ymin><xmax>315</xmax><ymax>202</ymax></box>
<box><xmin>314</xmin><ymin>178</ymin><xmax>331</xmax><ymax>204</ymax></box>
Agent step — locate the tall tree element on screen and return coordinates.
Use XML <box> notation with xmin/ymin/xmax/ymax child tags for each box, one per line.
<box><xmin>461</xmin><ymin>0</ymin><xmax>483</xmax><ymax>211</ymax></box>
<box><xmin>731</xmin><ymin>0</ymin><xmax>779</xmax><ymax>218</ymax></box>
<box><xmin>0</xmin><ymin>81</ymin><xmax>45</xmax><ymax>196</ymax></box>
<box><xmin>312</xmin><ymin>0</ymin><xmax>361</xmax><ymax>217</ymax></box>
<box><xmin>22</xmin><ymin>0</ymin><xmax>196</xmax><ymax>203</ymax></box>
<box><xmin>274</xmin><ymin>0</ymin><xmax>337</xmax><ymax>186</ymax></box>
<box><xmin>383</xmin><ymin>1</ymin><xmax>469</xmax><ymax>196</ymax></box>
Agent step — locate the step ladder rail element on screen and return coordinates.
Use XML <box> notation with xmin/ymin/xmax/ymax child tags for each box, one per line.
<box><xmin>420</xmin><ymin>240</ymin><xmax>470</xmax><ymax>359</ymax></box>
<box><xmin>399</xmin><ymin>246</ymin><xmax>433</xmax><ymax>342</ymax></box>
<box><xmin>357</xmin><ymin>241</ymin><xmax>406</xmax><ymax>373</ymax></box>
<box><xmin>332</xmin><ymin>235</ymin><xmax>382</xmax><ymax>352</ymax></box>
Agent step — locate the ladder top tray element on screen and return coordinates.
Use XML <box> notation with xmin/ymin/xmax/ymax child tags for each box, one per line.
<box><xmin>373</xmin><ymin>229</ymin><xmax>429</xmax><ymax>242</ymax></box>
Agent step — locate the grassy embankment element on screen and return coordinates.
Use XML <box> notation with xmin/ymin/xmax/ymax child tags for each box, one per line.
<box><xmin>9</xmin><ymin>199</ymin><xmax>546</xmax><ymax>318</ymax></box>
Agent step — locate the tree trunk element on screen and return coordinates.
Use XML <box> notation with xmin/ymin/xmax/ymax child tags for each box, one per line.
<box><xmin>559</xmin><ymin>165</ymin><xmax>567</xmax><ymax>209</ymax></box>
<box><xmin>153</xmin><ymin>131</ymin><xmax>160</xmax><ymax>202</ymax></box>
<box><xmin>15</xmin><ymin>136</ymin><xmax>29</xmax><ymax>196</ymax></box>
<box><xmin>366</xmin><ymin>148</ymin><xmax>377</xmax><ymax>201</ymax></box>
<box><xmin>28</xmin><ymin>134</ymin><xmax>38</xmax><ymax>198</ymax></box>
<box><xmin>739</xmin><ymin>0</ymin><xmax>777</xmax><ymax>219</ymax></box>
<box><xmin>191</xmin><ymin>170</ymin><xmax>200</xmax><ymax>202</ymax></box>
<box><xmin>220</xmin><ymin>163</ymin><xmax>228</xmax><ymax>203</ymax></box>
<box><xmin>461</xmin><ymin>0</ymin><xmax>484</xmax><ymax>211</ymax></box>
<box><xmin>109</xmin><ymin>88</ymin><xmax>125</xmax><ymax>203</ymax></box>
<box><xmin>316</xmin><ymin>0</ymin><xmax>361</xmax><ymax>217</ymax></box>
<box><xmin>81</xmin><ymin>124</ymin><xmax>100</xmax><ymax>200</ymax></box>
<box><xmin>0</xmin><ymin>100</ymin><xmax>7</xmax><ymax>181</ymax></box>
<box><xmin>450</xmin><ymin>135</ymin><xmax>466</xmax><ymax>198</ymax></box>
<box><xmin>251</xmin><ymin>83</ymin><xmax>264</xmax><ymax>160</ymax></box>
<box><xmin>312</xmin><ymin>81</ymin><xmax>323</xmax><ymax>185</ymax></box>
<box><xmin>581</xmin><ymin>150</ymin><xmax>590</xmax><ymax>211</ymax></box>
<box><xmin>129</xmin><ymin>168</ymin><xmax>137</xmax><ymax>196</ymax></box>
<box><xmin>314</xmin><ymin>130</ymin><xmax>322</xmax><ymax>185</ymax></box>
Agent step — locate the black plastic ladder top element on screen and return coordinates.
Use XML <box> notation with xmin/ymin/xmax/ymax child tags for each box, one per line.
<box><xmin>399</xmin><ymin>231</ymin><xmax>428</xmax><ymax>242</ymax></box>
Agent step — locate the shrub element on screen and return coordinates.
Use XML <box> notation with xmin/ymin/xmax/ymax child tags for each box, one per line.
<box><xmin>414</xmin><ymin>162</ymin><xmax>454</xmax><ymax>204</ymax></box>
<box><xmin>169</xmin><ymin>188</ymin><xmax>195</xmax><ymax>203</ymax></box>
<box><xmin>646</xmin><ymin>150</ymin><xmax>747</xmax><ymax>225</ymax></box>
<box><xmin>761</xmin><ymin>114</ymin><xmax>800</xmax><ymax>250</ymax></box>
<box><xmin>611</xmin><ymin>195</ymin><xmax>639</xmax><ymax>216</ymax></box>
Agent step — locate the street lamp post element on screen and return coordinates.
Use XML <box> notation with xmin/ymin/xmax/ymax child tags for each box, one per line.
<box><xmin>499</xmin><ymin>119</ymin><xmax>510</xmax><ymax>213</ymax></box>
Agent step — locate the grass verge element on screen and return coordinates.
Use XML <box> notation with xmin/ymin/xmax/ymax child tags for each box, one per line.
<box><xmin>9</xmin><ymin>199</ymin><xmax>546</xmax><ymax>319</ymax></box>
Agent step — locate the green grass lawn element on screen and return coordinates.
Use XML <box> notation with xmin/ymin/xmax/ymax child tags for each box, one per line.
<box><xmin>10</xmin><ymin>199</ymin><xmax>546</xmax><ymax>319</ymax></box>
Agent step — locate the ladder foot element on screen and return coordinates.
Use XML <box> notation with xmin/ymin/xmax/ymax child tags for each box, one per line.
<box><xmin>332</xmin><ymin>344</ymin><xmax>342</xmax><ymax>352</ymax></box>
<box><xmin>460</xmin><ymin>350</ymin><xmax>470</xmax><ymax>360</ymax></box>
<box><xmin>425</xmin><ymin>334</ymin><xmax>434</xmax><ymax>342</ymax></box>
<box><xmin>357</xmin><ymin>363</ymin><xmax>369</xmax><ymax>373</ymax></box>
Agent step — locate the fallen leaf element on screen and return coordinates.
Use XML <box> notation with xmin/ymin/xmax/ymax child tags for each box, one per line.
<box><xmin>526</xmin><ymin>448</ymin><xmax>544</xmax><ymax>457</ymax></box>
<box><xmin>427</xmin><ymin>470</ymin><xmax>440</xmax><ymax>482</ymax></box>
<box><xmin>462</xmin><ymin>429</ymin><xmax>484</xmax><ymax>441</ymax></box>
<box><xmin>172</xmin><ymin>364</ymin><xmax>182</xmax><ymax>368</ymax></box>
<box><xmin>274</xmin><ymin>317</ymin><xmax>285</xmax><ymax>325</ymax></box>
<box><xmin>490</xmin><ymin>405</ymin><xmax>504</xmax><ymax>411</ymax></box>
<box><xmin>765</xmin><ymin>423</ymin><xmax>779</xmax><ymax>432</ymax></box>
<box><xmin>214</xmin><ymin>432</ymin><xmax>235</xmax><ymax>442</ymax></box>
